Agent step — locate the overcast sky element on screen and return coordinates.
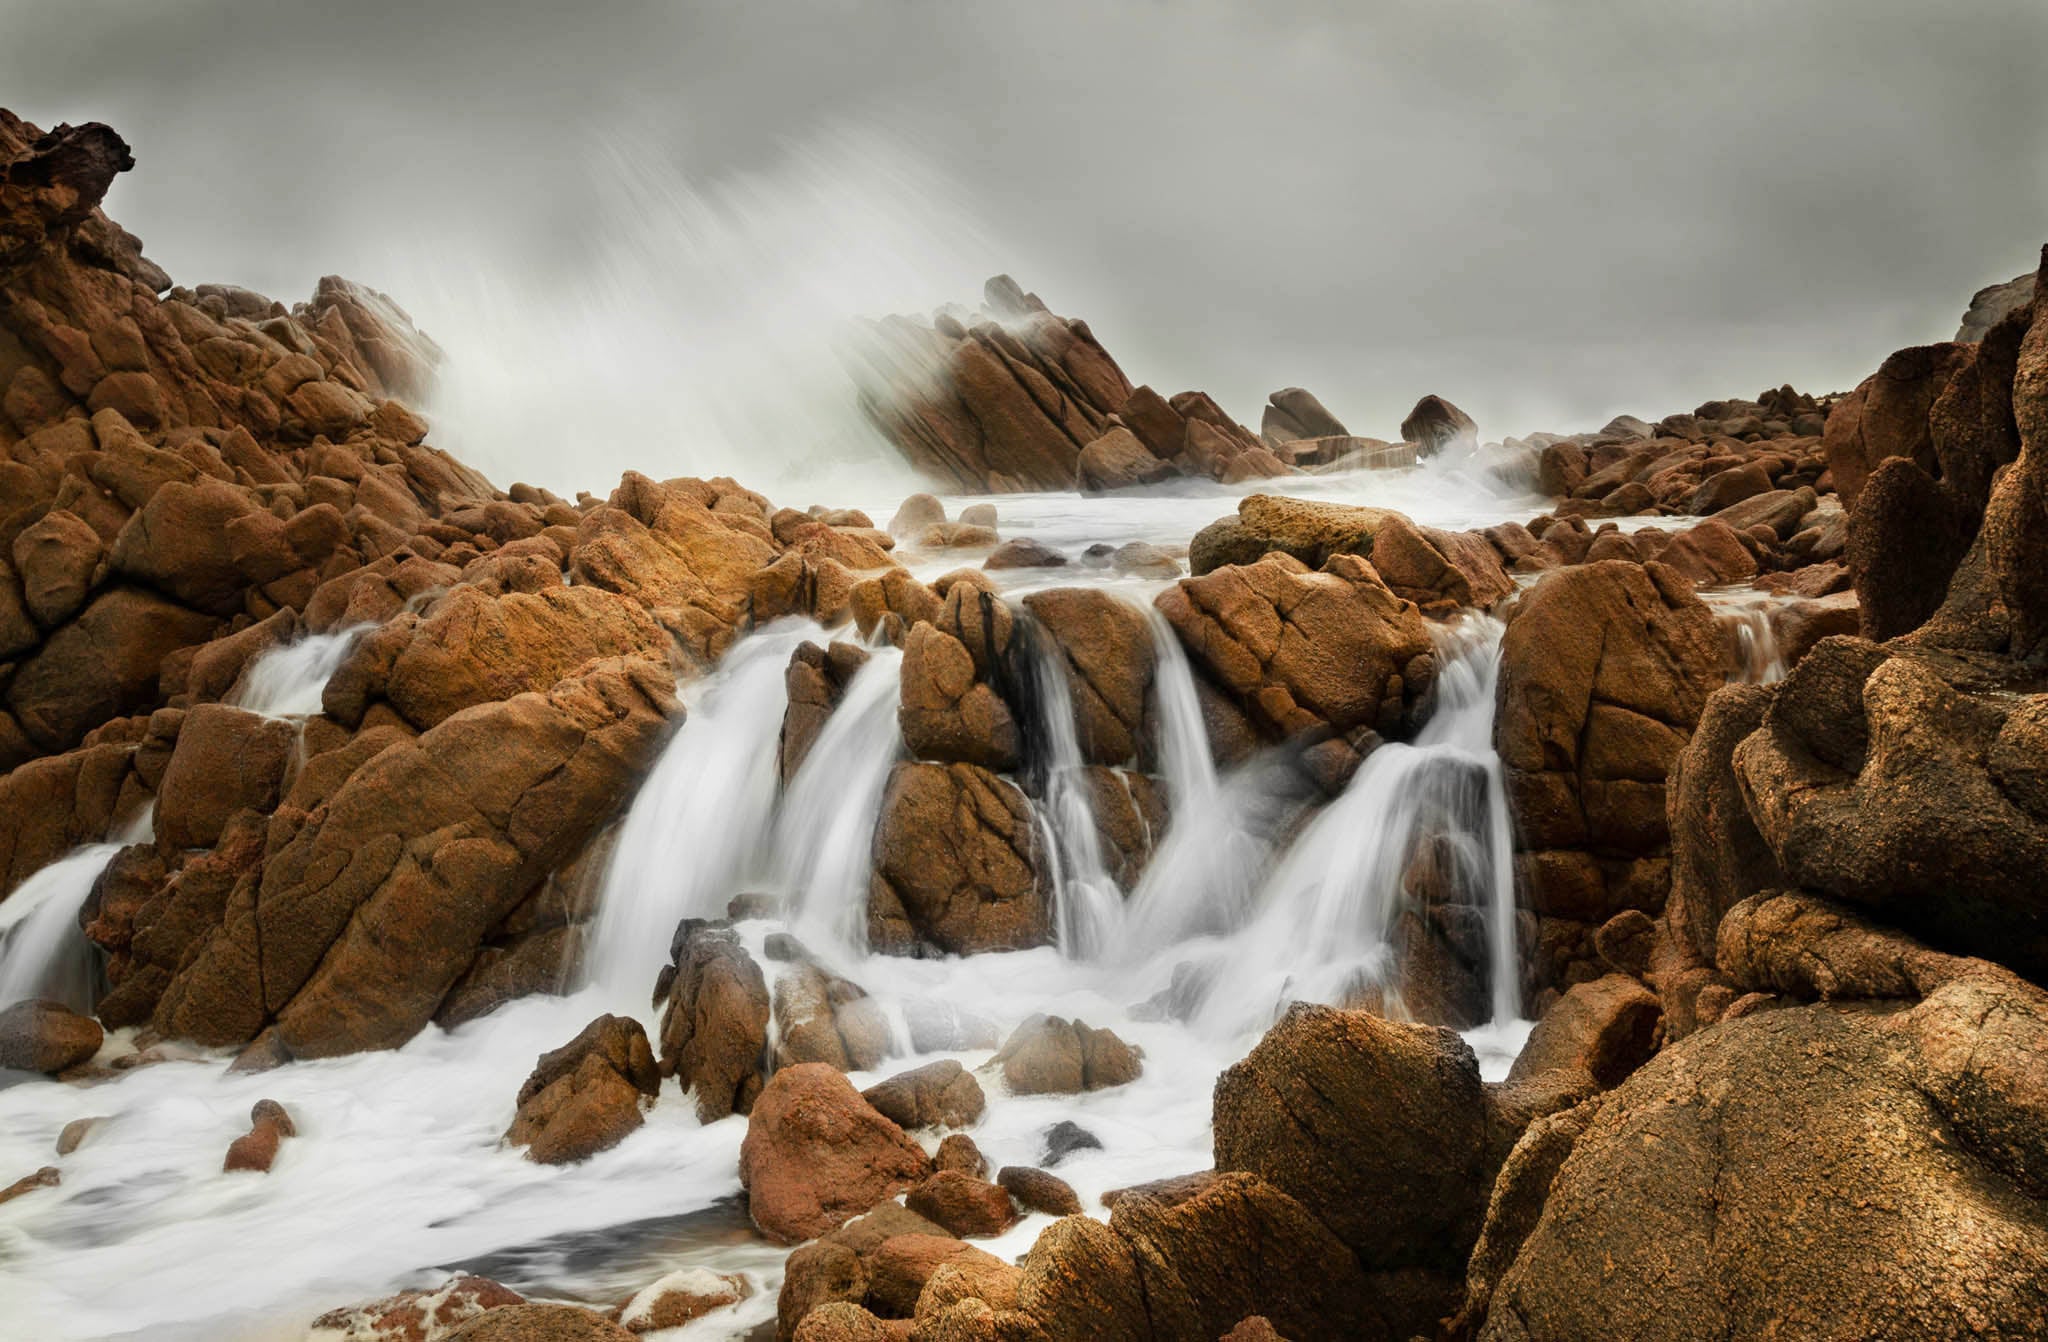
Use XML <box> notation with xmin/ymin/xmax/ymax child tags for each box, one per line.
<box><xmin>5</xmin><ymin>0</ymin><xmax>2044</xmax><ymax>493</ymax></box>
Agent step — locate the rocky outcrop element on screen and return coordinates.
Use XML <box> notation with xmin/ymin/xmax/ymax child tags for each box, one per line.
<box><xmin>1958</xmin><ymin>268</ymin><xmax>2035</xmax><ymax>342</ymax></box>
<box><xmin>738</xmin><ymin>1063</ymin><xmax>933</xmax><ymax>1244</ymax></box>
<box><xmin>1495</xmin><ymin>561</ymin><xmax>1726</xmax><ymax>993</ymax></box>
<box><xmin>505</xmin><ymin>1015</ymin><xmax>659</xmax><ymax>1165</ymax></box>
<box><xmin>1472</xmin><ymin>973</ymin><xmax>2048</xmax><ymax>1340</ymax></box>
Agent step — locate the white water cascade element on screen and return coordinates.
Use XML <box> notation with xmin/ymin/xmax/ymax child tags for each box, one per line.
<box><xmin>230</xmin><ymin>627</ymin><xmax>370</xmax><ymax>718</ymax></box>
<box><xmin>773</xmin><ymin>645</ymin><xmax>908</xmax><ymax>955</ymax></box>
<box><xmin>0</xmin><ymin>805</ymin><xmax>156</xmax><ymax>1015</ymax></box>
<box><xmin>582</xmin><ymin>622</ymin><xmax>825</xmax><ymax>994</ymax></box>
<box><xmin>1026</xmin><ymin>639</ymin><xmax>1125</xmax><ymax>961</ymax></box>
<box><xmin>1717</xmin><ymin>597</ymin><xmax>1788</xmax><ymax>684</ymax></box>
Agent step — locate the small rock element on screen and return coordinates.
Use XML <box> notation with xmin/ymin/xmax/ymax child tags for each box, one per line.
<box><xmin>1112</xmin><ymin>540</ymin><xmax>1181</xmax><ymax>578</ymax></box>
<box><xmin>0</xmin><ymin>999</ymin><xmax>104</xmax><ymax>1073</ymax></box>
<box><xmin>505</xmin><ymin>1015</ymin><xmax>659</xmax><ymax>1165</ymax></box>
<box><xmin>739</xmin><ymin>1064</ymin><xmax>932</xmax><ymax>1244</ymax></box>
<box><xmin>0</xmin><ymin>1166</ymin><xmax>59</xmax><ymax>1206</ymax></box>
<box><xmin>982</xmin><ymin>538</ymin><xmax>1067</xmax><ymax>570</ymax></box>
<box><xmin>933</xmin><ymin>1133</ymin><xmax>987</xmax><ymax>1178</ymax></box>
<box><xmin>441</xmin><ymin>1302</ymin><xmax>636</xmax><ymax>1340</ymax></box>
<box><xmin>1040</xmin><ymin>1120</ymin><xmax>1102</xmax><ymax>1167</ymax></box>
<box><xmin>996</xmin><ymin>1164</ymin><xmax>1081</xmax><ymax>1216</ymax></box>
<box><xmin>613</xmin><ymin>1266</ymin><xmax>750</xmax><ymax>1333</ymax></box>
<box><xmin>223</xmin><ymin>1099</ymin><xmax>295</xmax><ymax>1174</ymax></box>
<box><xmin>905</xmin><ymin>1170</ymin><xmax>1020</xmax><ymax>1238</ymax></box>
<box><xmin>1593</xmin><ymin>910</ymin><xmax>1657</xmax><ymax>977</ymax></box>
<box><xmin>916</xmin><ymin>522</ymin><xmax>999</xmax><ymax>549</ymax></box>
<box><xmin>958</xmin><ymin>503</ymin><xmax>997</xmax><ymax>529</ymax></box>
<box><xmin>861</xmin><ymin>1060</ymin><xmax>985</xmax><ymax>1130</ymax></box>
<box><xmin>887</xmin><ymin>494</ymin><xmax>946</xmax><ymax>539</ymax></box>
<box><xmin>55</xmin><ymin>1116</ymin><xmax>103</xmax><ymax>1155</ymax></box>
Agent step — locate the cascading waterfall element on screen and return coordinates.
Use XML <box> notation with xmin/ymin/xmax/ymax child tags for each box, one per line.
<box><xmin>772</xmin><ymin>646</ymin><xmax>907</xmax><ymax>955</ymax></box>
<box><xmin>1120</xmin><ymin>611</ymin><xmax>1312</xmax><ymax>954</ymax></box>
<box><xmin>1128</xmin><ymin>614</ymin><xmax>1521</xmax><ymax>1034</ymax></box>
<box><xmin>582</xmin><ymin>622</ymin><xmax>824</xmax><ymax>992</ymax></box>
<box><xmin>0</xmin><ymin>804</ymin><xmax>156</xmax><ymax>1014</ymax></box>
<box><xmin>1025</xmin><ymin>637</ymin><xmax>1124</xmax><ymax>960</ymax></box>
<box><xmin>1719</xmin><ymin>600</ymin><xmax>1787</xmax><ymax>684</ymax></box>
<box><xmin>230</xmin><ymin>627</ymin><xmax>370</xmax><ymax>717</ymax></box>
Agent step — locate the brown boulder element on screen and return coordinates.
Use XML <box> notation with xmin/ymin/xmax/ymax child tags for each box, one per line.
<box><xmin>505</xmin><ymin>1015</ymin><xmax>659</xmax><ymax>1165</ymax></box>
<box><xmin>905</xmin><ymin>1170</ymin><xmax>1020</xmax><ymax>1238</ymax></box>
<box><xmin>11</xmin><ymin>508</ymin><xmax>103</xmax><ymax>627</ymax></box>
<box><xmin>1156</xmin><ymin>551</ymin><xmax>1432</xmax><ymax>744</ymax></box>
<box><xmin>996</xmin><ymin>1164</ymin><xmax>1081</xmax><ymax>1216</ymax></box>
<box><xmin>7</xmin><ymin>586</ymin><xmax>217</xmax><ymax>750</ymax></box>
<box><xmin>656</xmin><ymin>919</ymin><xmax>771</xmax><ymax>1121</ymax></box>
<box><xmin>898</xmin><ymin>622</ymin><xmax>1020</xmax><ymax>769</ymax></box>
<box><xmin>1474</xmin><ymin>978</ymin><xmax>2048</xmax><ymax>1340</ymax></box>
<box><xmin>1367</xmin><ymin>513</ymin><xmax>1515</xmax><ymax>614</ymax></box>
<box><xmin>0</xmin><ymin>998</ymin><xmax>103</xmax><ymax>1072</ymax></box>
<box><xmin>1501</xmin><ymin>974</ymin><xmax>1662</xmax><ymax>1098</ymax></box>
<box><xmin>772</xmin><ymin>962</ymin><xmax>890</xmax><ymax>1073</ymax></box>
<box><xmin>861</xmin><ymin>1059</ymin><xmax>986</xmax><ymax>1130</ymax></box>
<box><xmin>983</xmin><ymin>537</ymin><xmax>1067</xmax><ymax>570</ymax></box>
<box><xmin>1021</xmin><ymin>587</ymin><xmax>1154</xmax><ymax>765</ymax></box>
<box><xmin>614</xmin><ymin>1267</ymin><xmax>750</xmax><ymax>1333</ymax></box>
<box><xmin>1077</xmin><ymin>426</ymin><xmax>1176</xmax><ymax>492</ymax></box>
<box><xmin>740</xmin><ymin>1063</ymin><xmax>933</xmax><ymax>1244</ymax></box>
<box><xmin>868</xmin><ymin>762</ymin><xmax>1049</xmax><ymax>955</ymax></box>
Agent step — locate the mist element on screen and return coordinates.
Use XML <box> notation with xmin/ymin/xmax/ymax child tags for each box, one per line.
<box><xmin>4</xmin><ymin>0</ymin><xmax>2044</xmax><ymax>495</ymax></box>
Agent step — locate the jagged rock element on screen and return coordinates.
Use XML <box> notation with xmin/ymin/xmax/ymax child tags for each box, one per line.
<box><xmin>739</xmin><ymin>1063</ymin><xmax>932</xmax><ymax>1244</ymax></box>
<box><xmin>1958</xmin><ymin>268</ymin><xmax>2036</xmax><ymax>342</ymax></box>
<box><xmin>1261</xmin><ymin>387</ymin><xmax>1348</xmax><ymax>444</ymax></box>
<box><xmin>222</xmin><ymin>1098</ymin><xmax>294</xmax><ymax>1173</ymax></box>
<box><xmin>868</xmin><ymin>762</ymin><xmax>1049</xmax><ymax>954</ymax></box>
<box><xmin>861</xmin><ymin>1059</ymin><xmax>986</xmax><ymax>1130</ymax></box>
<box><xmin>1400</xmin><ymin>395</ymin><xmax>1478</xmax><ymax>458</ymax></box>
<box><xmin>898</xmin><ymin>621</ymin><xmax>1020</xmax><ymax>769</ymax></box>
<box><xmin>1077</xmin><ymin>426</ymin><xmax>1175</xmax><ymax>492</ymax></box>
<box><xmin>308</xmin><ymin>1274</ymin><xmax>526</xmax><ymax>1341</ymax></box>
<box><xmin>505</xmin><ymin>1015</ymin><xmax>659</xmax><ymax>1165</ymax></box>
<box><xmin>991</xmin><ymin>1015</ymin><xmax>1141</xmax><ymax>1094</ymax></box>
<box><xmin>0</xmin><ymin>998</ymin><xmax>102</xmax><ymax>1072</ymax></box>
<box><xmin>656</xmin><ymin>920</ymin><xmax>771</xmax><ymax>1121</ymax></box>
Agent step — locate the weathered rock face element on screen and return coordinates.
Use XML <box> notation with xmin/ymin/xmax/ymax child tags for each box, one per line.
<box><xmin>780</xmin><ymin>641</ymin><xmax>871</xmax><ymax>782</ymax></box>
<box><xmin>738</xmin><ymin>1063</ymin><xmax>933</xmax><ymax>1244</ymax></box>
<box><xmin>1261</xmin><ymin>387</ymin><xmax>1349</xmax><ymax>445</ymax></box>
<box><xmin>771</xmin><ymin>961</ymin><xmax>890</xmax><ymax>1073</ymax></box>
<box><xmin>1720</xmin><ymin>638</ymin><xmax>2048</xmax><ymax>982</ymax></box>
<box><xmin>1474</xmin><ymin>976</ymin><xmax>2048</xmax><ymax>1341</ymax></box>
<box><xmin>151</xmin><ymin>658</ymin><xmax>677</xmax><ymax>1057</ymax></box>
<box><xmin>867</xmin><ymin>761</ymin><xmax>1049</xmax><ymax>955</ymax></box>
<box><xmin>1021</xmin><ymin>587</ymin><xmax>1154</xmax><ymax>766</ymax></box>
<box><xmin>1156</xmin><ymin>551</ymin><xmax>1434</xmax><ymax>755</ymax></box>
<box><xmin>505</xmin><ymin>1014</ymin><xmax>659</xmax><ymax>1165</ymax></box>
<box><xmin>656</xmin><ymin>920</ymin><xmax>771</xmax><ymax>1122</ymax></box>
<box><xmin>1495</xmin><ymin>561</ymin><xmax>1726</xmax><ymax>992</ymax></box>
<box><xmin>1958</xmin><ymin>268</ymin><xmax>2036</xmax><ymax>342</ymax></box>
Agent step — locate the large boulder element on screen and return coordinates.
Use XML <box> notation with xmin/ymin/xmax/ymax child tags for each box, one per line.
<box><xmin>1473</xmin><ymin>975</ymin><xmax>2048</xmax><ymax>1340</ymax></box>
<box><xmin>154</xmin><ymin>703</ymin><xmax>295</xmax><ymax>849</ymax></box>
<box><xmin>0</xmin><ymin>998</ymin><xmax>102</xmax><ymax>1072</ymax></box>
<box><xmin>505</xmin><ymin>1014</ymin><xmax>660</xmax><ymax>1165</ymax></box>
<box><xmin>1021</xmin><ymin>587</ymin><xmax>1154</xmax><ymax>765</ymax></box>
<box><xmin>1495</xmin><ymin>561</ymin><xmax>1726</xmax><ymax>991</ymax></box>
<box><xmin>1400</xmin><ymin>395</ymin><xmax>1479</xmax><ymax>458</ymax></box>
<box><xmin>868</xmin><ymin>762</ymin><xmax>1049</xmax><ymax>955</ymax></box>
<box><xmin>1156</xmin><ymin>551</ymin><xmax>1433</xmax><ymax>747</ymax></box>
<box><xmin>6</xmin><ymin>586</ymin><xmax>217</xmax><ymax>751</ymax></box>
<box><xmin>739</xmin><ymin>1063</ymin><xmax>933</xmax><ymax>1244</ymax></box>
<box><xmin>1212</xmin><ymin>1003</ymin><xmax>1506</xmax><ymax>1335</ymax></box>
<box><xmin>656</xmin><ymin>920</ymin><xmax>771</xmax><ymax>1121</ymax></box>
<box><xmin>898</xmin><ymin>622</ymin><xmax>1020</xmax><ymax>770</ymax></box>
<box><xmin>152</xmin><ymin>658</ymin><xmax>677</xmax><ymax>1056</ymax></box>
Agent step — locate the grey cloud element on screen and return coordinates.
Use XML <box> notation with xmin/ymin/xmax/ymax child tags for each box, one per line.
<box><xmin>4</xmin><ymin>0</ymin><xmax>2044</xmax><ymax>488</ymax></box>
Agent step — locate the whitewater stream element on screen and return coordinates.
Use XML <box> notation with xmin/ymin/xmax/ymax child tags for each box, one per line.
<box><xmin>0</xmin><ymin>460</ymin><xmax>1793</xmax><ymax>1340</ymax></box>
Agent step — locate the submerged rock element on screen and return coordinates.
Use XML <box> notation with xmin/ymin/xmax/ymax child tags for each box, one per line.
<box><xmin>222</xmin><ymin>1098</ymin><xmax>295</xmax><ymax>1174</ymax></box>
<box><xmin>307</xmin><ymin>1273</ymin><xmax>525</xmax><ymax>1341</ymax></box>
